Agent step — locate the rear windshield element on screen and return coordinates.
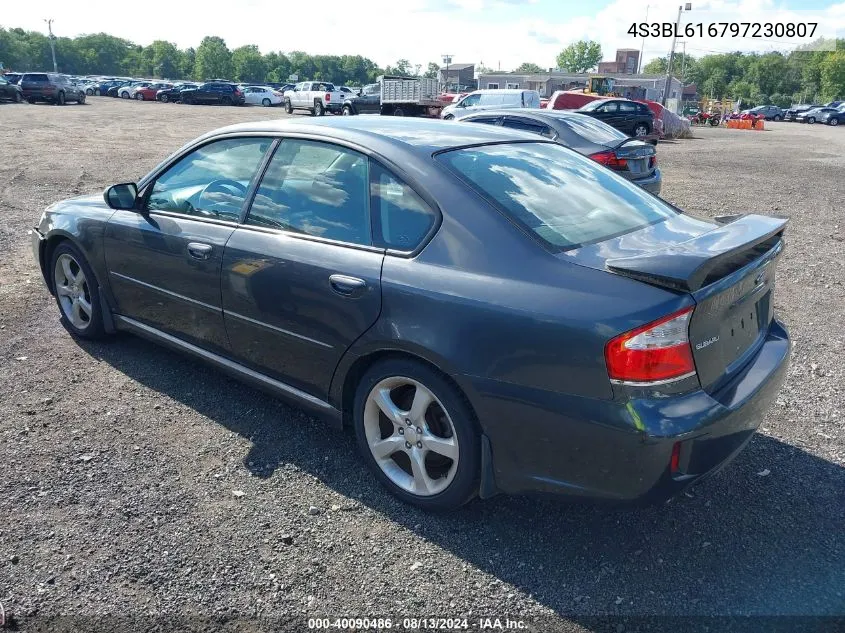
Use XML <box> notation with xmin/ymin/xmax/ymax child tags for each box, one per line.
<box><xmin>22</xmin><ymin>74</ymin><xmax>49</xmax><ymax>82</ymax></box>
<box><xmin>437</xmin><ymin>142</ymin><xmax>676</xmax><ymax>250</ymax></box>
<box><xmin>560</xmin><ymin>115</ymin><xmax>627</xmax><ymax>145</ymax></box>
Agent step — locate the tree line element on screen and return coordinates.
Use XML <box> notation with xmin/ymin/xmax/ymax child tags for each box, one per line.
<box><xmin>642</xmin><ymin>40</ymin><xmax>845</xmax><ymax>106</ymax></box>
<box><xmin>3</xmin><ymin>26</ymin><xmax>843</xmax><ymax>105</ymax></box>
<box><xmin>0</xmin><ymin>27</ymin><xmax>439</xmax><ymax>86</ymax></box>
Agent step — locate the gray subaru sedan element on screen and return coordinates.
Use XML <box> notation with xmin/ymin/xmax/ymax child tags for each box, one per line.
<box><xmin>32</xmin><ymin>117</ymin><xmax>790</xmax><ymax>511</ymax></box>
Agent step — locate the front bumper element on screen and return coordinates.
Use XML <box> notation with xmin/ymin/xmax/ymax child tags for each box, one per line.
<box><xmin>465</xmin><ymin>319</ymin><xmax>790</xmax><ymax>503</ymax></box>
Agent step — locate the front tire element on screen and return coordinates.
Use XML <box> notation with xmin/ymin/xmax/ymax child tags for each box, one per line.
<box><xmin>353</xmin><ymin>358</ymin><xmax>480</xmax><ymax>511</ymax></box>
<box><xmin>160</xmin><ymin>94</ymin><xmax>169</xmax><ymax>102</ymax></box>
<box><xmin>285</xmin><ymin>99</ymin><xmax>293</xmax><ymax>114</ymax></box>
<box><xmin>94</xmin><ymin>88</ymin><xmax>100</xmax><ymax>96</ymax></box>
<box><xmin>808</xmin><ymin>117</ymin><xmax>816</xmax><ymax>124</ymax></box>
<box><xmin>773</xmin><ymin>114</ymin><xmax>782</xmax><ymax>121</ymax></box>
<box><xmin>121</xmin><ymin>91</ymin><xmax>129</xmax><ymax>99</ymax></box>
<box><xmin>393</xmin><ymin>107</ymin><xmax>405</xmax><ymax>117</ymax></box>
<box><xmin>56</xmin><ymin>91</ymin><xmax>65</xmax><ymax>106</ymax></box>
<box><xmin>135</xmin><ymin>92</ymin><xmax>144</xmax><ymax>100</ymax></box>
<box><xmin>443</xmin><ymin>113</ymin><xmax>454</xmax><ymax>120</ymax></box>
<box><xmin>342</xmin><ymin>105</ymin><xmax>353</xmax><ymax>115</ymax></box>
<box><xmin>86</xmin><ymin>88</ymin><xmax>93</xmax><ymax>95</ymax></box>
<box><xmin>50</xmin><ymin>242</ymin><xmax>107</xmax><ymax>339</ymax></box>
<box><xmin>262</xmin><ymin>97</ymin><xmax>271</xmax><ymax>107</ymax></box>
<box><xmin>830</xmin><ymin>118</ymin><xmax>840</xmax><ymax>126</ymax></box>
<box><xmin>77</xmin><ymin>94</ymin><xmax>85</xmax><ymax>104</ymax></box>
<box><xmin>14</xmin><ymin>92</ymin><xmax>22</xmax><ymax>103</ymax></box>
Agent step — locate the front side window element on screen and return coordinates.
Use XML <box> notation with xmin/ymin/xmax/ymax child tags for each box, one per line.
<box><xmin>370</xmin><ymin>163</ymin><xmax>436</xmax><ymax>251</ymax></box>
<box><xmin>247</xmin><ymin>140</ymin><xmax>371</xmax><ymax>245</ymax></box>
<box><xmin>437</xmin><ymin>142</ymin><xmax>676</xmax><ymax>250</ymax></box>
<box><xmin>461</xmin><ymin>93</ymin><xmax>482</xmax><ymax>107</ymax></box>
<box><xmin>145</xmin><ymin>137</ymin><xmax>272</xmax><ymax>221</ymax></box>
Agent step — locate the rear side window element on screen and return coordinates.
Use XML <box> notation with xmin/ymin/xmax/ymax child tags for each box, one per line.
<box><xmin>501</xmin><ymin>117</ymin><xmax>556</xmax><ymax>139</ymax></box>
<box><xmin>370</xmin><ymin>163</ymin><xmax>436</xmax><ymax>251</ymax></box>
<box><xmin>247</xmin><ymin>140</ymin><xmax>371</xmax><ymax>245</ymax></box>
<box><xmin>437</xmin><ymin>142</ymin><xmax>676</xmax><ymax>250</ymax></box>
<box><xmin>560</xmin><ymin>115</ymin><xmax>627</xmax><ymax>145</ymax></box>
<box><xmin>618</xmin><ymin>101</ymin><xmax>637</xmax><ymax>112</ymax></box>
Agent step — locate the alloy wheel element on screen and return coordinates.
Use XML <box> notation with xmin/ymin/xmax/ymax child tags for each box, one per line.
<box><xmin>54</xmin><ymin>253</ymin><xmax>93</xmax><ymax>331</ymax></box>
<box><xmin>634</xmin><ymin>124</ymin><xmax>649</xmax><ymax>136</ymax></box>
<box><xmin>363</xmin><ymin>377</ymin><xmax>459</xmax><ymax>497</ymax></box>
<box><xmin>831</xmin><ymin>118</ymin><xmax>839</xmax><ymax>126</ymax></box>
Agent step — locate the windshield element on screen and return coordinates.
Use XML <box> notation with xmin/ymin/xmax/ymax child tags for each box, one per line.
<box><xmin>437</xmin><ymin>142</ymin><xmax>676</xmax><ymax>250</ymax></box>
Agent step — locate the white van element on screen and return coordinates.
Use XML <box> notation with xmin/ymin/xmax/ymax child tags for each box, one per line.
<box><xmin>441</xmin><ymin>89</ymin><xmax>541</xmax><ymax>119</ymax></box>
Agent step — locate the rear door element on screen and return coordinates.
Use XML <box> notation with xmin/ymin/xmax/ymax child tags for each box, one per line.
<box><xmin>104</xmin><ymin>136</ymin><xmax>273</xmax><ymax>353</ymax></box>
<box><xmin>221</xmin><ymin>138</ymin><xmax>384</xmax><ymax>400</ymax></box>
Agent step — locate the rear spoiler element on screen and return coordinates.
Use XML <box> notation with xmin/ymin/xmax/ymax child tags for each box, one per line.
<box><xmin>606</xmin><ymin>214</ymin><xmax>787</xmax><ymax>292</ymax></box>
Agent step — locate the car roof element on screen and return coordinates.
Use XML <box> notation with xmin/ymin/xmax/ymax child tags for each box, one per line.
<box><xmin>459</xmin><ymin>108</ymin><xmax>598</xmax><ymax>122</ymax></box>
<box><xmin>204</xmin><ymin>116</ymin><xmax>544</xmax><ymax>156</ymax></box>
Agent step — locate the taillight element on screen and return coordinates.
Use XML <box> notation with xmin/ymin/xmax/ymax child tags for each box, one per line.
<box><xmin>590</xmin><ymin>150</ymin><xmax>627</xmax><ymax>170</ymax></box>
<box><xmin>325</xmin><ymin>93</ymin><xmax>331</xmax><ymax>102</ymax></box>
<box><xmin>649</xmin><ymin>156</ymin><xmax>656</xmax><ymax>168</ymax></box>
<box><xmin>605</xmin><ymin>307</ymin><xmax>696</xmax><ymax>383</ymax></box>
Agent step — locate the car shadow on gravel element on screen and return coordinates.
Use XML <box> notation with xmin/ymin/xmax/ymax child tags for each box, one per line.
<box><xmin>80</xmin><ymin>334</ymin><xmax>845</xmax><ymax>619</ymax></box>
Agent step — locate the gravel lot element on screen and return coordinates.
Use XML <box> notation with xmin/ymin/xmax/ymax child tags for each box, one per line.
<box><xmin>1</xmin><ymin>98</ymin><xmax>843</xmax><ymax>632</ymax></box>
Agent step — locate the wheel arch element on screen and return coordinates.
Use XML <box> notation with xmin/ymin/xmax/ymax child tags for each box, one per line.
<box><xmin>331</xmin><ymin>343</ymin><xmax>482</xmax><ymax>432</ymax></box>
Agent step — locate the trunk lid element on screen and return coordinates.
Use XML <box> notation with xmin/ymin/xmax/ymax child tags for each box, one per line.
<box><xmin>611</xmin><ymin>138</ymin><xmax>656</xmax><ymax>181</ymax></box>
<box><xmin>562</xmin><ymin>213</ymin><xmax>787</xmax><ymax>391</ymax></box>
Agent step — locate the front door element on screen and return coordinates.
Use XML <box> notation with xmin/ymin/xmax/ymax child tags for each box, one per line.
<box><xmin>221</xmin><ymin>138</ymin><xmax>384</xmax><ymax>400</ymax></box>
<box><xmin>104</xmin><ymin>136</ymin><xmax>274</xmax><ymax>352</ymax></box>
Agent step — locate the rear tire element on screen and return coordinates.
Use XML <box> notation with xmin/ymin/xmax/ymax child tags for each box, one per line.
<box><xmin>121</xmin><ymin>91</ymin><xmax>129</xmax><ymax>99</ymax></box>
<box><xmin>342</xmin><ymin>105</ymin><xmax>353</xmax><ymax>115</ymax></box>
<box><xmin>222</xmin><ymin>96</ymin><xmax>233</xmax><ymax>106</ymax></box>
<box><xmin>56</xmin><ymin>91</ymin><xmax>65</xmax><ymax>106</ymax></box>
<box><xmin>634</xmin><ymin>122</ymin><xmax>650</xmax><ymax>136</ymax></box>
<box><xmin>313</xmin><ymin>100</ymin><xmax>325</xmax><ymax>116</ymax></box>
<box><xmin>27</xmin><ymin>98</ymin><xmax>36</xmax><ymax>104</ymax></box>
<box><xmin>77</xmin><ymin>94</ymin><xmax>85</xmax><ymax>104</ymax></box>
<box><xmin>135</xmin><ymin>92</ymin><xmax>144</xmax><ymax>100</ymax></box>
<box><xmin>831</xmin><ymin>118</ymin><xmax>840</xmax><ymax>126</ymax></box>
<box><xmin>160</xmin><ymin>94</ymin><xmax>169</xmax><ymax>103</ymax></box>
<box><xmin>14</xmin><ymin>92</ymin><xmax>22</xmax><ymax>103</ymax></box>
<box><xmin>86</xmin><ymin>88</ymin><xmax>93</xmax><ymax>95</ymax></box>
<box><xmin>262</xmin><ymin>98</ymin><xmax>271</xmax><ymax>107</ymax></box>
<box><xmin>393</xmin><ymin>107</ymin><xmax>405</xmax><ymax>117</ymax></box>
<box><xmin>353</xmin><ymin>358</ymin><xmax>480</xmax><ymax>512</ymax></box>
<box><xmin>773</xmin><ymin>114</ymin><xmax>782</xmax><ymax>121</ymax></box>
<box><xmin>94</xmin><ymin>88</ymin><xmax>100</xmax><ymax>96</ymax></box>
<box><xmin>808</xmin><ymin>117</ymin><xmax>816</xmax><ymax>124</ymax></box>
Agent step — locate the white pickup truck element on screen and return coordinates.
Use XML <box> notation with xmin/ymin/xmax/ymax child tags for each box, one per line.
<box><xmin>283</xmin><ymin>81</ymin><xmax>345</xmax><ymax>116</ymax></box>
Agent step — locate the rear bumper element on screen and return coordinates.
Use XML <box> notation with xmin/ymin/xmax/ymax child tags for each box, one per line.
<box><xmin>632</xmin><ymin>167</ymin><xmax>662</xmax><ymax>196</ymax></box>
<box><xmin>464</xmin><ymin>319</ymin><xmax>790</xmax><ymax>503</ymax></box>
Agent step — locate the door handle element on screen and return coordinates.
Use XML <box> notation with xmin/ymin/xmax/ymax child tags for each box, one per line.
<box><xmin>329</xmin><ymin>274</ymin><xmax>367</xmax><ymax>297</ymax></box>
<box><xmin>187</xmin><ymin>242</ymin><xmax>213</xmax><ymax>260</ymax></box>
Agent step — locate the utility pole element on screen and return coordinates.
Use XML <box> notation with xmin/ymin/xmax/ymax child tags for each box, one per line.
<box><xmin>44</xmin><ymin>18</ymin><xmax>58</xmax><ymax>73</ymax></box>
<box><xmin>679</xmin><ymin>40</ymin><xmax>686</xmax><ymax>84</ymax></box>
<box><xmin>661</xmin><ymin>4</ymin><xmax>690</xmax><ymax>107</ymax></box>
<box><xmin>441</xmin><ymin>54</ymin><xmax>452</xmax><ymax>93</ymax></box>
<box><xmin>638</xmin><ymin>4</ymin><xmax>649</xmax><ymax>74</ymax></box>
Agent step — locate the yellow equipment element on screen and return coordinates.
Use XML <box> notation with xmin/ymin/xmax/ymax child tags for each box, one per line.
<box><xmin>584</xmin><ymin>76</ymin><xmax>620</xmax><ymax>97</ymax></box>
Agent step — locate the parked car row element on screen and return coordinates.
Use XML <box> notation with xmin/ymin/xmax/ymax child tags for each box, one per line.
<box><xmin>1</xmin><ymin>72</ymin><xmax>88</xmax><ymax>105</ymax></box>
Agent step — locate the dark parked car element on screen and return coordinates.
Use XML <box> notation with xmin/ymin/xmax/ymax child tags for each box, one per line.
<box><xmin>106</xmin><ymin>81</ymin><xmax>132</xmax><ymax>97</ymax></box>
<box><xmin>576</xmin><ymin>98</ymin><xmax>654</xmax><ymax>137</ymax></box>
<box><xmin>457</xmin><ymin>109</ymin><xmax>662</xmax><ymax>195</ymax></box>
<box><xmin>156</xmin><ymin>83</ymin><xmax>198</xmax><ymax>102</ymax></box>
<box><xmin>2</xmin><ymin>72</ymin><xmax>22</xmax><ymax>85</ymax></box>
<box><xmin>783</xmin><ymin>104</ymin><xmax>821</xmax><ymax>121</ymax></box>
<box><xmin>31</xmin><ymin>118</ymin><xmax>790</xmax><ymax>511</ymax></box>
<box><xmin>0</xmin><ymin>76</ymin><xmax>24</xmax><ymax>102</ymax></box>
<box><xmin>179</xmin><ymin>82</ymin><xmax>245</xmax><ymax>106</ymax></box>
<box><xmin>341</xmin><ymin>83</ymin><xmax>381</xmax><ymax>115</ymax></box>
<box><xmin>741</xmin><ymin>105</ymin><xmax>783</xmax><ymax>120</ymax></box>
<box><xmin>795</xmin><ymin>107</ymin><xmax>839</xmax><ymax>124</ymax></box>
<box><xmin>20</xmin><ymin>73</ymin><xmax>85</xmax><ymax>105</ymax></box>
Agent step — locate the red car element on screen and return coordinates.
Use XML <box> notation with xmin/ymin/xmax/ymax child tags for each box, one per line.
<box><xmin>134</xmin><ymin>83</ymin><xmax>172</xmax><ymax>101</ymax></box>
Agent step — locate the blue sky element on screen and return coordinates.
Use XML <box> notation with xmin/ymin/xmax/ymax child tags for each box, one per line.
<box><xmin>4</xmin><ymin>0</ymin><xmax>844</xmax><ymax>71</ymax></box>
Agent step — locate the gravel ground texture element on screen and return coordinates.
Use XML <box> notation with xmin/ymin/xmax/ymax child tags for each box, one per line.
<box><xmin>0</xmin><ymin>98</ymin><xmax>843</xmax><ymax>632</ymax></box>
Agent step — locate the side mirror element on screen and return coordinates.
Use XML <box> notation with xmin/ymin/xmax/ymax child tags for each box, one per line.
<box><xmin>104</xmin><ymin>182</ymin><xmax>138</xmax><ymax>210</ymax></box>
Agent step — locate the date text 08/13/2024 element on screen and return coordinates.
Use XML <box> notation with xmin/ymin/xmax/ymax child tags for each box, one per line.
<box><xmin>628</xmin><ymin>22</ymin><xmax>817</xmax><ymax>39</ymax></box>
